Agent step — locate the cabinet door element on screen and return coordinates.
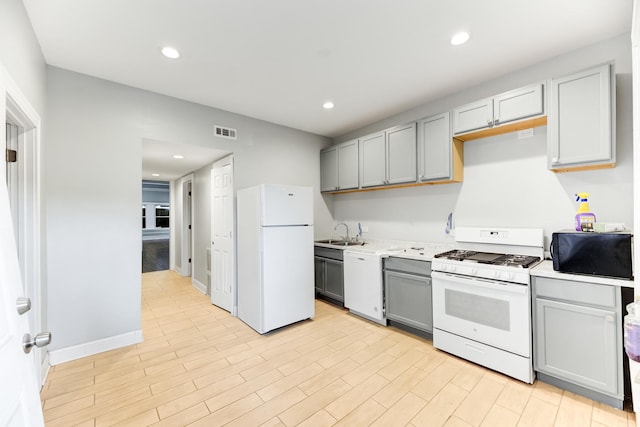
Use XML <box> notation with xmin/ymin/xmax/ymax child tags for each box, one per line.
<box><xmin>324</xmin><ymin>259</ymin><xmax>344</xmax><ymax>302</ymax></box>
<box><xmin>359</xmin><ymin>132</ymin><xmax>386</xmax><ymax>188</ymax></box>
<box><xmin>534</xmin><ymin>298</ymin><xmax>618</xmax><ymax>395</ymax></box>
<box><xmin>548</xmin><ymin>64</ymin><xmax>613</xmax><ymax>168</ymax></box>
<box><xmin>386</xmin><ymin>123</ymin><xmax>417</xmax><ymax>185</ymax></box>
<box><xmin>494</xmin><ymin>83</ymin><xmax>544</xmax><ymax>125</ymax></box>
<box><xmin>320</xmin><ymin>147</ymin><xmax>338</xmax><ymax>192</ymax></box>
<box><xmin>385</xmin><ymin>271</ymin><xmax>432</xmax><ymax>332</ymax></box>
<box><xmin>314</xmin><ymin>257</ymin><xmax>325</xmax><ymax>294</ymax></box>
<box><xmin>452</xmin><ymin>97</ymin><xmax>493</xmax><ymax>135</ymax></box>
<box><xmin>418</xmin><ymin>113</ymin><xmax>451</xmax><ymax>181</ymax></box>
<box><xmin>337</xmin><ymin>139</ymin><xmax>359</xmax><ymax>190</ymax></box>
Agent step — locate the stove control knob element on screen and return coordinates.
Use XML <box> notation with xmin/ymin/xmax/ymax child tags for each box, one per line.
<box><xmin>506</xmin><ymin>272</ymin><xmax>514</xmax><ymax>280</ymax></box>
<box><xmin>470</xmin><ymin>268</ymin><xmax>477</xmax><ymax>275</ymax></box>
<box><xmin>491</xmin><ymin>271</ymin><xmax>499</xmax><ymax>279</ymax></box>
<box><xmin>449</xmin><ymin>265</ymin><xmax>456</xmax><ymax>273</ymax></box>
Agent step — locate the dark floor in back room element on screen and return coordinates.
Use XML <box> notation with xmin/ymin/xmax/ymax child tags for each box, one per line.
<box><xmin>142</xmin><ymin>239</ymin><xmax>169</xmax><ymax>272</ymax></box>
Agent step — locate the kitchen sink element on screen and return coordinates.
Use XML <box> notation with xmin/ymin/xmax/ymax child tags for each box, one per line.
<box><xmin>315</xmin><ymin>239</ymin><xmax>364</xmax><ymax>246</ymax></box>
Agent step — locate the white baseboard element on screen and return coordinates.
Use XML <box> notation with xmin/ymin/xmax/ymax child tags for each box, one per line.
<box><xmin>192</xmin><ymin>278</ymin><xmax>207</xmax><ymax>295</ymax></box>
<box><xmin>48</xmin><ymin>330</ymin><xmax>143</xmax><ymax>365</ymax></box>
<box><xmin>174</xmin><ymin>266</ymin><xmax>183</xmax><ymax>276</ymax></box>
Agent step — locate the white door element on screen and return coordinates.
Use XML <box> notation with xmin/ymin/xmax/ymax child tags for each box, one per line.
<box><xmin>0</xmin><ymin>172</ymin><xmax>45</xmax><ymax>426</ymax></box>
<box><xmin>210</xmin><ymin>161</ymin><xmax>234</xmax><ymax>313</ymax></box>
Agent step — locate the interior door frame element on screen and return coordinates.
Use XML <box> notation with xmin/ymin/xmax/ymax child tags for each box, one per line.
<box><xmin>0</xmin><ymin>64</ymin><xmax>45</xmax><ymax>386</ymax></box>
<box><xmin>180</xmin><ymin>174</ymin><xmax>194</xmax><ymax>277</ymax></box>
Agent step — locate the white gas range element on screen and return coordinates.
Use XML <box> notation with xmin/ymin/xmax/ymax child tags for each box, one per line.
<box><xmin>431</xmin><ymin>226</ymin><xmax>544</xmax><ymax>384</ymax></box>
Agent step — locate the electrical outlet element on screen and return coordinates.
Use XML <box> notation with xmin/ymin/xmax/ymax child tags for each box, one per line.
<box><xmin>517</xmin><ymin>128</ymin><xmax>534</xmax><ymax>139</ymax></box>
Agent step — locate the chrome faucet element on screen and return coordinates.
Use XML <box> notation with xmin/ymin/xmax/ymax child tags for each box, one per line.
<box><xmin>334</xmin><ymin>222</ymin><xmax>350</xmax><ymax>241</ymax></box>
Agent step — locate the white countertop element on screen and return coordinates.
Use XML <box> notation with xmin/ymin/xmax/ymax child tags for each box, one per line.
<box><xmin>531</xmin><ymin>260</ymin><xmax>634</xmax><ymax>288</ymax></box>
<box><xmin>315</xmin><ymin>239</ymin><xmax>453</xmax><ymax>260</ymax></box>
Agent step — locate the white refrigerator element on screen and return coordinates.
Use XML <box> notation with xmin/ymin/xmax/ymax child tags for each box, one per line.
<box><xmin>237</xmin><ymin>184</ymin><xmax>315</xmax><ymax>334</ymax></box>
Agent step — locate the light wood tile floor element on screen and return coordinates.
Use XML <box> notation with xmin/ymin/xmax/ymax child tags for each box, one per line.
<box><xmin>41</xmin><ymin>270</ymin><xmax>637</xmax><ymax>426</ymax></box>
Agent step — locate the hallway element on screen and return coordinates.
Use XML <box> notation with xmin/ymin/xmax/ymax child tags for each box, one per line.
<box><xmin>40</xmin><ymin>271</ymin><xmax>635</xmax><ymax>426</ymax></box>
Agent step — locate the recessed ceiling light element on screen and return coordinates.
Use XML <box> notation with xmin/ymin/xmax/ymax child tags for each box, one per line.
<box><xmin>151</xmin><ymin>173</ymin><xmax>160</xmax><ymax>177</ymax></box>
<box><xmin>161</xmin><ymin>46</ymin><xmax>180</xmax><ymax>59</ymax></box>
<box><xmin>323</xmin><ymin>101</ymin><xmax>334</xmax><ymax>110</ymax></box>
<box><xmin>451</xmin><ymin>32</ymin><xmax>470</xmax><ymax>46</ymax></box>
<box><xmin>172</xmin><ymin>154</ymin><xmax>184</xmax><ymax>159</ymax></box>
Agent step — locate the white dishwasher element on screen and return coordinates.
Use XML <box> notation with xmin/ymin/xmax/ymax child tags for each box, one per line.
<box><xmin>343</xmin><ymin>250</ymin><xmax>385</xmax><ymax>325</ymax></box>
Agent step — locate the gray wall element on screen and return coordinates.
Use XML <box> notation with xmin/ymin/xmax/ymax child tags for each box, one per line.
<box><xmin>192</xmin><ymin>162</ymin><xmax>214</xmax><ymax>289</ymax></box>
<box><xmin>330</xmin><ymin>34</ymin><xmax>633</xmax><ymax>250</ymax></box>
<box><xmin>44</xmin><ymin>66</ymin><xmax>332</xmax><ymax>351</ymax></box>
<box><xmin>0</xmin><ymin>0</ymin><xmax>46</xmax><ymax>115</ymax></box>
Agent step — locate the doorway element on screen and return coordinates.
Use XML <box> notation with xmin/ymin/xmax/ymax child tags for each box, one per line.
<box><xmin>182</xmin><ymin>176</ymin><xmax>193</xmax><ymax>277</ymax></box>
<box><xmin>141</xmin><ymin>180</ymin><xmax>170</xmax><ymax>272</ymax></box>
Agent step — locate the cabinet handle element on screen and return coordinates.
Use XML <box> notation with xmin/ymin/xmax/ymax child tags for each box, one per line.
<box><xmin>551</xmin><ymin>157</ymin><xmax>559</xmax><ymax>164</ymax></box>
<box><xmin>494</xmin><ymin>117</ymin><xmax>500</xmax><ymax>124</ymax></box>
<box><xmin>487</xmin><ymin>120</ymin><xmax>493</xmax><ymax>127</ymax></box>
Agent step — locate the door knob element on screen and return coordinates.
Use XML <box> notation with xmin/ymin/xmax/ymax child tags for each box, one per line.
<box><xmin>23</xmin><ymin>332</ymin><xmax>52</xmax><ymax>354</ymax></box>
<box><xmin>16</xmin><ymin>297</ymin><xmax>31</xmax><ymax>315</ymax></box>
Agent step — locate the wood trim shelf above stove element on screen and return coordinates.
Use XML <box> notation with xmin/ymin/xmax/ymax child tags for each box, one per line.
<box><xmin>453</xmin><ymin>116</ymin><xmax>547</xmax><ymax>142</ymax></box>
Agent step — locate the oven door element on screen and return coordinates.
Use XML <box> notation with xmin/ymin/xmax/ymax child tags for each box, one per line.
<box><xmin>432</xmin><ymin>271</ymin><xmax>531</xmax><ymax>357</ymax></box>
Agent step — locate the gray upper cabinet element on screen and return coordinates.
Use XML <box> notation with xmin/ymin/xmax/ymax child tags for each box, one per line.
<box><xmin>337</xmin><ymin>140</ymin><xmax>359</xmax><ymax>190</ymax></box>
<box><xmin>452</xmin><ymin>98</ymin><xmax>493</xmax><ymax>135</ymax></box>
<box><xmin>547</xmin><ymin>63</ymin><xmax>614</xmax><ymax>171</ymax></box>
<box><xmin>359</xmin><ymin>131</ymin><xmax>386</xmax><ymax>187</ymax></box>
<box><xmin>418</xmin><ymin>112</ymin><xmax>452</xmax><ymax>182</ymax></box>
<box><xmin>320</xmin><ymin>147</ymin><xmax>338</xmax><ymax>192</ymax></box>
<box><xmin>453</xmin><ymin>83</ymin><xmax>544</xmax><ymax>136</ymax></box>
<box><xmin>320</xmin><ymin>139</ymin><xmax>359</xmax><ymax>192</ymax></box>
<box><xmin>360</xmin><ymin>123</ymin><xmax>416</xmax><ymax>188</ymax></box>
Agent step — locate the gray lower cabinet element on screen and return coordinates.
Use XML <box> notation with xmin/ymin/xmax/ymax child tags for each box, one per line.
<box><xmin>314</xmin><ymin>246</ymin><xmax>344</xmax><ymax>303</ymax></box>
<box><xmin>384</xmin><ymin>257</ymin><xmax>432</xmax><ymax>333</ymax></box>
<box><xmin>532</xmin><ymin>276</ymin><xmax>631</xmax><ymax>408</ymax></box>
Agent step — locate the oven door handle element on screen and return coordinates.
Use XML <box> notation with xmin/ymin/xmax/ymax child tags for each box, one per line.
<box><xmin>431</xmin><ymin>271</ymin><xmax>528</xmax><ymax>295</ymax></box>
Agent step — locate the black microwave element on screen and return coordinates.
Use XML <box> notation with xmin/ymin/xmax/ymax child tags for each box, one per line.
<box><xmin>551</xmin><ymin>231</ymin><xmax>633</xmax><ymax>280</ymax></box>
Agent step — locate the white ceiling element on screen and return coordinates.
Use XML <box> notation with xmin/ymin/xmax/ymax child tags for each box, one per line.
<box><xmin>140</xmin><ymin>139</ymin><xmax>228</xmax><ymax>181</ymax></box>
<box><xmin>21</xmin><ymin>0</ymin><xmax>632</xmax><ymax>177</ymax></box>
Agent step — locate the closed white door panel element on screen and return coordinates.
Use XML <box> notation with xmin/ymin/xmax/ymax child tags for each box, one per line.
<box><xmin>261</xmin><ymin>185</ymin><xmax>313</xmax><ymax>226</ymax></box>
<box><xmin>211</xmin><ymin>163</ymin><xmax>234</xmax><ymax>312</ymax></box>
<box><xmin>0</xmin><ymin>166</ymin><xmax>45</xmax><ymax>426</ymax></box>
<box><xmin>262</xmin><ymin>225</ymin><xmax>314</xmax><ymax>333</ymax></box>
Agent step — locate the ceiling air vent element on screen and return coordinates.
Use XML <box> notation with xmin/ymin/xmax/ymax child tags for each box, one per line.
<box><xmin>214</xmin><ymin>125</ymin><xmax>237</xmax><ymax>140</ymax></box>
